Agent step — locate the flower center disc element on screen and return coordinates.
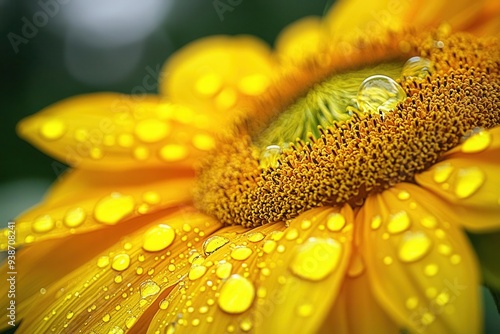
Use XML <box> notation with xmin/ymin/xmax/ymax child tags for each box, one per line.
<box><xmin>195</xmin><ymin>30</ymin><xmax>500</xmax><ymax>227</ymax></box>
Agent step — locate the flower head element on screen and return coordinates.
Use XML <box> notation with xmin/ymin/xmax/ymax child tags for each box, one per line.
<box><xmin>2</xmin><ymin>1</ymin><xmax>500</xmax><ymax>333</ymax></box>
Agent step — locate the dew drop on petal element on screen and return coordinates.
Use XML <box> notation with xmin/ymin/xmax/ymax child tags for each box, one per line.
<box><xmin>159</xmin><ymin>144</ymin><xmax>188</xmax><ymax>162</ymax></box>
<box><xmin>189</xmin><ymin>265</ymin><xmax>207</xmax><ymax>281</ymax></box>
<box><xmin>97</xmin><ymin>256</ymin><xmax>110</xmax><ymax>268</ymax></box>
<box><xmin>247</xmin><ymin>232</ymin><xmax>265</xmax><ymax>243</ymax></box>
<box><xmin>290</xmin><ymin>238</ymin><xmax>342</xmax><ymax>281</ymax></box>
<box><xmin>454</xmin><ymin>167</ymin><xmax>485</xmax><ymax>199</ymax></box>
<box><xmin>135</xmin><ymin>119</ymin><xmax>170</xmax><ymax>143</ymax></box>
<box><xmin>218</xmin><ymin>275</ymin><xmax>255</xmax><ymax>314</ymax></box>
<box><xmin>195</xmin><ymin>73</ymin><xmax>222</xmax><ymax>97</ymax></box>
<box><xmin>402</xmin><ymin>57</ymin><xmax>434</xmax><ymax>79</ymax></box>
<box><xmin>239</xmin><ymin>318</ymin><xmax>253</xmax><ymax>332</ymax></box>
<box><xmin>40</xmin><ymin>119</ymin><xmax>66</xmax><ymax>140</ymax></box>
<box><xmin>285</xmin><ymin>227</ymin><xmax>299</xmax><ymax>240</ymax></box>
<box><xmin>259</xmin><ymin>145</ymin><xmax>282</xmax><ymax>169</ymax></box>
<box><xmin>370</xmin><ymin>215</ymin><xmax>382</xmax><ymax>230</ymax></box>
<box><xmin>387</xmin><ymin>211</ymin><xmax>411</xmax><ymax>234</ymax></box>
<box><xmin>433</xmin><ymin>163</ymin><xmax>454</xmax><ymax>184</ymax></box>
<box><xmin>111</xmin><ymin>254</ymin><xmax>131</xmax><ymax>271</ymax></box>
<box><xmin>159</xmin><ymin>299</ymin><xmax>169</xmax><ymax>310</ymax></box>
<box><xmin>262</xmin><ymin>240</ymin><xmax>277</xmax><ymax>254</ymax></box>
<box><xmin>461</xmin><ymin>129</ymin><xmax>491</xmax><ymax>153</ymax></box>
<box><xmin>406</xmin><ymin>297</ymin><xmax>418</xmax><ymax>310</ymax></box>
<box><xmin>66</xmin><ymin>311</ymin><xmax>74</xmax><ymax>320</ymax></box>
<box><xmin>420</xmin><ymin>216</ymin><xmax>437</xmax><ymax>229</ymax></box>
<box><xmin>142</xmin><ymin>224</ymin><xmax>175</xmax><ymax>252</ymax></box>
<box><xmin>326</xmin><ymin>213</ymin><xmax>346</xmax><ymax>232</ymax></box>
<box><xmin>203</xmin><ymin>235</ymin><xmax>230</xmax><ymax>256</ymax></box>
<box><xmin>296</xmin><ymin>304</ymin><xmax>313</xmax><ymax>317</ymax></box>
<box><xmin>63</xmin><ymin>207</ymin><xmax>86</xmax><ymax>228</ymax></box>
<box><xmin>142</xmin><ymin>191</ymin><xmax>161</xmax><ymax>205</ymax></box>
<box><xmin>397</xmin><ymin>190</ymin><xmax>411</xmax><ymax>201</ymax></box>
<box><xmin>140</xmin><ymin>279</ymin><xmax>161</xmax><ymax>298</ymax></box>
<box><xmin>94</xmin><ymin>193</ymin><xmax>135</xmax><ymax>225</ymax></box>
<box><xmin>436</xmin><ymin>291</ymin><xmax>450</xmax><ymax>306</ymax></box>
<box><xmin>216</xmin><ymin>262</ymin><xmax>233</xmax><ymax>279</ymax></box>
<box><xmin>231</xmin><ymin>247</ymin><xmax>252</xmax><ymax>261</ymax></box>
<box><xmin>357</xmin><ymin>75</ymin><xmax>406</xmax><ymax>114</ymax></box>
<box><xmin>33</xmin><ymin>215</ymin><xmax>55</xmax><ymax>233</ymax></box>
<box><xmin>102</xmin><ymin>313</ymin><xmax>111</xmax><ymax>322</ymax></box>
<box><xmin>398</xmin><ymin>231</ymin><xmax>432</xmax><ymax>263</ymax></box>
<box><xmin>424</xmin><ymin>263</ymin><xmax>439</xmax><ymax>277</ymax></box>
<box><xmin>192</xmin><ymin>134</ymin><xmax>216</xmax><ymax>151</ymax></box>
<box><xmin>125</xmin><ymin>316</ymin><xmax>137</xmax><ymax>329</ymax></box>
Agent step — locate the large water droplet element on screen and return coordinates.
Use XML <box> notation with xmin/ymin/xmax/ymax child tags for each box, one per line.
<box><xmin>218</xmin><ymin>275</ymin><xmax>255</xmax><ymax>314</ymax></box>
<box><xmin>398</xmin><ymin>231</ymin><xmax>432</xmax><ymax>263</ymax></box>
<box><xmin>94</xmin><ymin>193</ymin><xmax>135</xmax><ymax>225</ymax></box>
<box><xmin>216</xmin><ymin>262</ymin><xmax>233</xmax><ymax>279</ymax></box>
<box><xmin>140</xmin><ymin>279</ymin><xmax>160</xmax><ymax>298</ymax></box>
<box><xmin>64</xmin><ymin>207</ymin><xmax>86</xmax><ymax>228</ymax></box>
<box><xmin>135</xmin><ymin>119</ymin><xmax>170</xmax><ymax>143</ymax></box>
<box><xmin>387</xmin><ymin>211</ymin><xmax>411</xmax><ymax>234</ymax></box>
<box><xmin>290</xmin><ymin>238</ymin><xmax>342</xmax><ymax>281</ymax></box>
<box><xmin>433</xmin><ymin>163</ymin><xmax>454</xmax><ymax>183</ymax></box>
<box><xmin>357</xmin><ymin>75</ymin><xmax>406</xmax><ymax>114</ymax></box>
<box><xmin>203</xmin><ymin>235</ymin><xmax>230</xmax><ymax>256</ymax></box>
<box><xmin>111</xmin><ymin>254</ymin><xmax>131</xmax><ymax>271</ymax></box>
<box><xmin>326</xmin><ymin>213</ymin><xmax>346</xmax><ymax>232</ymax></box>
<box><xmin>259</xmin><ymin>145</ymin><xmax>282</xmax><ymax>169</ymax></box>
<box><xmin>142</xmin><ymin>224</ymin><xmax>175</xmax><ymax>252</ymax></box>
<box><xmin>462</xmin><ymin>129</ymin><xmax>491</xmax><ymax>153</ymax></box>
<box><xmin>33</xmin><ymin>215</ymin><xmax>55</xmax><ymax>233</ymax></box>
<box><xmin>454</xmin><ymin>167</ymin><xmax>485</xmax><ymax>199</ymax></box>
<box><xmin>188</xmin><ymin>265</ymin><xmax>207</xmax><ymax>281</ymax></box>
<box><xmin>40</xmin><ymin>119</ymin><xmax>66</xmax><ymax>140</ymax></box>
<box><xmin>230</xmin><ymin>247</ymin><xmax>253</xmax><ymax>261</ymax></box>
<box><xmin>402</xmin><ymin>57</ymin><xmax>434</xmax><ymax>79</ymax></box>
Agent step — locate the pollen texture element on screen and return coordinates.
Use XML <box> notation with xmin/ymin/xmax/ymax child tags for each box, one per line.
<box><xmin>195</xmin><ymin>31</ymin><xmax>500</xmax><ymax>227</ymax></box>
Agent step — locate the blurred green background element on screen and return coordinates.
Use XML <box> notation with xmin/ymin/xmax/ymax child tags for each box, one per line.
<box><xmin>0</xmin><ymin>0</ymin><xmax>498</xmax><ymax>332</ymax></box>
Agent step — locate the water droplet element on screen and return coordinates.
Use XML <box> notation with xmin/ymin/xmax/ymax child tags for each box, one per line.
<box><xmin>189</xmin><ymin>265</ymin><xmax>207</xmax><ymax>281</ymax></box>
<box><xmin>108</xmin><ymin>327</ymin><xmax>124</xmax><ymax>334</ymax></box>
<box><xmin>203</xmin><ymin>235</ymin><xmax>229</xmax><ymax>256</ymax></box>
<box><xmin>424</xmin><ymin>263</ymin><xmax>439</xmax><ymax>277</ymax></box>
<box><xmin>125</xmin><ymin>316</ymin><xmax>137</xmax><ymax>329</ymax></box>
<box><xmin>118</xmin><ymin>133</ymin><xmax>134</xmax><ymax>148</ymax></box>
<box><xmin>64</xmin><ymin>207</ymin><xmax>86</xmax><ymax>228</ymax></box>
<box><xmin>398</xmin><ymin>231</ymin><xmax>432</xmax><ymax>263</ymax></box>
<box><xmin>238</xmin><ymin>73</ymin><xmax>269</xmax><ymax>96</ymax></box>
<box><xmin>133</xmin><ymin>146</ymin><xmax>150</xmax><ymax>161</ymax></box>
<box><xmin>66</xmin><ymin>311</ymin><xmax>74</xmax><ymax>320</ymax></box>
<box><xmin>231</xmin><ymin>247</ymin><xmax>252</xmax><ymax>261</ymax></box>
<box><xmin>327</xmin><ymin>213</ymin><xmax>346</xmax><ymax>232</ymax></box>
<box><xmin>140</xmin><ymin>279</ymin><xmax>160</xmax><ymax>298</ymax></box>
<box><xmin>433</xmin><ymin>163</ymin><xmax>454</xmax><ymax>183</ymax></box>
<box><xmin>94</xmin><ymin>193</ymin><xmax>135</xmax><ymax>225</ymax></box>
<box><xmin>420</xmin><ymin>216</ymin><xmax>437</xmax><ymax>229</ymax></box>
<box><xmin>159</xmin><ymin>299</ymin><xmax>169</xmax><ymax>310</ymax></box>
<box><xmin>370</xmin><ymin>215</ymin><xmax>382</xmax><ymax>230</ymax></box>
<box><xmin>33</xmin><ymin>215</ymin><xmax>55</xmax><ymax>233</ymax></box>
<box><xmin>218</xmin><ymin>275</ymin><xmax>255</xmax><ymax>314</ymax></box>
<box><xmin>142</xmin><ymin>224</ymin><xmax>175</xmax><ymax>252</ymax></box>
<box><xmin>285</xmin><ymin>227</ymin><xmax>299</xmax><ymax>240</ymax></box>
<box><xmin>135</xmin><ymin>119</ymin><xmax>170</xmax><ymax>143</ymax></box>
<box><xmin>347</xmin><ymin>253</ymin><xmax>365</xmax><ymax>277</ymax></box>
<box><xmin>383</xmin><ymin>256</ymin><xmax>393</xmax><ymax>265</ymax></box>
<box><xmin>102</xmin><ymin>313</ymin><xmax>111</xmax><ymax>322</ymax></box>
<box><xmin>159</xmin><ymin>144</ymin><xmax>188</xmax><ymax>162</ymax></box>
<box><xmin>112</xmin><ymin>254</ymin><xmax>131</xmax><ymax>271</ymax></box>
<box><xmin>357</xmin><ymin>75</ymin><xmax>406</xmax><ymax>114</ymax></box>
<box><xmin>259</xmin><ymin>145</ymin><xmax>282</xmax><ymax>168</ymax></box>
<box><xmin>240</xmin><ymin>318</ymin><xmax>253</xmax><ymax>332</ymax></box>
<box><xmin>296</xmin><ymin>304</ymin><xmax>313</xmax><ymax>317</ymax></box>
<box><xmin>195</xmin><ymin>73</ymin><xmax>221</xmax><ymax>97</ymax></box>
<box><xmin>290</xmin><ymin>238</ymin><xmax>342</xmax><ymax>281</ymax></box>
<box><xmin>262</xmin><ymin>240</ymin><xmax>276</xmax><ymax>254</ymax></box>
<box><xmin>450</xmin><ymin>254</ymin><xmax>461</xmax><ymax>265</ymax></box>
<box><xmin>136</xmin><ymin>266</ymin><xmax>144</xmax><ymax>275</ymax></box>
<box><xmin>97</xmin><ymin>256</ymin><xmax>110</xmax><ymax>268</ymax></box>
<box><xmin>462</xmin><ymin>130</ymin><xmax>491</xmax><ymax>153</ymax></box>
<box><xmin>216</xmin><ymin>262</ymin><xmax>233</xmax><ymax>279</ymax></box>
<box><xmin>436</xmin><ymin>291</ymin><xmax>450</xmax><ymax>306</ymax></box>
<box><xmin>421</xmin><ymin>312</ymin><xmax>435</xmax><ymax>325</ymax></box>
<box><xmin>193</xmin><ymin>134</ymin><xmax>216</xmax><ymax>151</ymax></box>
<box><xmin>454</xmin><ymin>167</ymin><xmax>485</xmax><ymax>199</ymax></box>
<box><xmin>301</xmin><ymin>220</ymin><xmax>312</xmax><ymax>230</ymax></box>
<box><xmin>387</xmin><ymin>211</ymin><xmax>411</xmax><ymax>234</ymax></box>
<box><xmin>402</xmin><ymin>57</ymin><xmax>434</xmax><ymax>79</ymax></box>
<box><xmin>142</xmin><ymin>191</ymin><xmax>161</xmax><ymax>205</ymax></box>
<box><xmin>40</xmin><ymin>119</ymin><xmax>66</xmax><ymax>140</ymax></box>
<box><xmin>406</xmin><ymin>297</ymin><xmax>418</xmax><ymax>310</ymax></box>
<box><xmin>397</xmin><ymin>190</ymin><xmax>411</xmax><ymax>200</ymax></box>
<box><xmin>247</xmin><ymin>232</ymin><xmax>265</xmax><ymax>243</ymax></box>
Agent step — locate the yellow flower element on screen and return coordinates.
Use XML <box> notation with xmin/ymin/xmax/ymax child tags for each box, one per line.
<box><xmin>2</xmin><ymin>1</ymin><xmax>500</xmax><ymax>333</ymax></box>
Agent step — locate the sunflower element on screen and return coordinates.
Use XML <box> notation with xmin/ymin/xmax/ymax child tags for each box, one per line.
<box><xmin>2</xmin><ymin>0</ymin><xmax>500</xmax><ymax>333</ymax></box>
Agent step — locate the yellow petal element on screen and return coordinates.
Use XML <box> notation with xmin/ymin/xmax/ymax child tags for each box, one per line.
<box><xmin>0</xmin><ymin>169</ymin><xmax>193</xmax><ymax>248</ymax></box>
<box><xmin>320</xmin><ymin>267</ymin><xmax>400</xmax><ymax>333</ymax></box>
<box><xmin>359</xmin><ymin>183</ymin><xmax>481</xmax><ymax>334</ymax></box>
<box><xmin>160</xmin><ymin>36</ymin><xmax>276</xmax><ymax>125</ymax></box>
<box><xmin>275</xmin><ymin>16</ymin><xmax>325</xmax><ymax>64</ymax></box>
<box><xmin>17</xmin><ymin>93</ymin><xmax>216</xmax><ymax>170</ymax></box>
<box><xmin>14</xmin><ymin>210</ymin><xmax>222</xmax><ymax>333</ymax></box>
<box><xmin>415</xmin><ymin>127</ymin><xmax>500</xmax><ymax>232</ymax></box>
<box><xmin>147</xmin><ymin>206</ymin><xmax>354</xmax><ymax>333</ymax></box>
